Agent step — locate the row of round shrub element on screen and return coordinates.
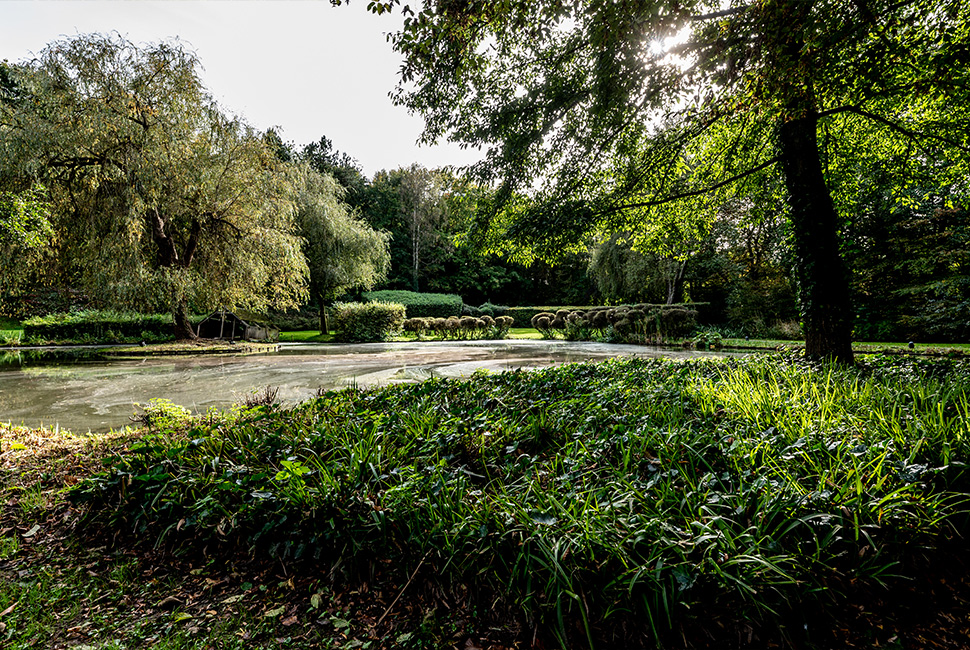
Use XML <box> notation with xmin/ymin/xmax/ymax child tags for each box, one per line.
<box><xmin>530</xmin><ymin>305</ymin><xmax>697</xmax><ymax>342</ymax></box>
<box><xmin>402</xmin><ymin>315</ymin><xmax>514</xmax><ymax>339</ymax></box>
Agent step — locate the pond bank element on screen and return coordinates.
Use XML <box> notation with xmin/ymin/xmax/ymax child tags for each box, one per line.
<box><xmin>0</xmin><ymin>339</ymin><xmax>743</xmax><ymax>432</ymax></box>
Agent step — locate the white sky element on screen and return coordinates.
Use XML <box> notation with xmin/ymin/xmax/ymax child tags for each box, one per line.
<box><xmin>2</xmin><ymin>0</ymin><xmax>482</xmax><ymax>178</ymax></box>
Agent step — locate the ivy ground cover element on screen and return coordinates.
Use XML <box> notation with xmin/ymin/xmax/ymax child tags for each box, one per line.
<box><xmin>73</xmin><ymin>355</ymin><xmax>970</xmax><ymax>647</ymax></box>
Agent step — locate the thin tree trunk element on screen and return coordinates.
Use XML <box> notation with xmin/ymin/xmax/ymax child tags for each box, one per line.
<box><xmin>411</xmin><ymin>210</ymin><xmax>420</xmax><ymax>292</ymax></box>
<box><xmin>319</xmin><ymin>297</ymin><xmax>329</xmax><ymax>335</ymax></box>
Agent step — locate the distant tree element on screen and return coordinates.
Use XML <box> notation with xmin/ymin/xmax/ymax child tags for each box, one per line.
<box><xmin>290</xmin><ymin>165</ymin><xmax>391</xmax><ymax>333</ymax></box>
<box><xmin>395</xmin><ymin>164</ymin><xmax>449</xmax><ymax>292</ymax></box>
<box><xmin>0</xmin><ymin>34</ymin><xmax>308</xmax><ymax>338</ymax></box>
<box><xmin>301</xmin><ymin>136</ymin><xmax>367</xmax><ymax>203</ymax></box>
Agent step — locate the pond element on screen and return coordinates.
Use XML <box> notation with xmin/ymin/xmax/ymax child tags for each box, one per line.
<box><xmin>0</xmin><ymin>340</ymin><xmax>744</xmax><ymax>432</ymax></box>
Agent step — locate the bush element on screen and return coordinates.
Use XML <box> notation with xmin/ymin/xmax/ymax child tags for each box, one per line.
<box><xmin>363</xmin><ymin>290</ymin><xmax>463</xmax><ymax>319</ymax></box>
<box><xmin>478</xmin><ymin>302</ymin><xmax>510</xmax><ymax>317</ymax></box>
<box><xmin>660</xmin><ymin>308</ymin><xmax>697</xmax><ymax>339</ymax></box>
<box><xmin>332</xmin><ymin>302</ymin><xmax>406</xmax><ymax>343</ymax></box>
<box><xmin>269</xmin><ymin>309</ymin><xmax>321</xmax><ymax>332</ymax></box>
<box><xmin>73</xmin><ymin>355</ymin><xmax>970</xmax><ymax>646</ymax></box>
<box><xmin>22</xmin><ymin>310</ymin><xmax>188</xmax><ymax>343</ymax></box>
<box><xmin>764</xmin><ymin>319</ymin><xmax>803</xmax><ymax>341</ymax></box>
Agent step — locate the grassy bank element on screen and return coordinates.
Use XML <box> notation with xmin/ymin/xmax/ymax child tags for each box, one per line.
<box><xmin>3</xmin><ymin>354</ymin><xmax>956</xmax><ymax>648</ymax></box>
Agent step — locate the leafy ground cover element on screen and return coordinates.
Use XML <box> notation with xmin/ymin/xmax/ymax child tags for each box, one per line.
<box><xmin>4</xmin><ymin>355</ymin><xmax>966</xmax><ymax>647</ymax></box>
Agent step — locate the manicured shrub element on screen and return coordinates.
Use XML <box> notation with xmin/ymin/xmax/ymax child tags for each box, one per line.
<box><xmin>660</xmin><ymin>307</ymin><xmax>697</xmax><ymax>338</ymax></box>
<box><xmin>22</xmin><ymin>309</ymin><xmax>191</xmax><ymax>343</ymax></box>
<box><xmin>403</xmin><ymin>318</ymin><xmax>429</xmax><ymax>335</ymax></box>
<box><xmin>363</xmin><ymin>290</ymin><xmax>463</xmax><ymax>319</ymax></box>
<box><xmin>332</xmin><ymin>301</ymin><xmax>406</xmax><ymax>343</ymax></box>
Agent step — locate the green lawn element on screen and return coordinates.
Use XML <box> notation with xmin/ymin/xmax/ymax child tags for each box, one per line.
<box><xmin>278</xmin><ymin>330</ymin><xmax>333</xmax><ymax>342</ymax></box>
<box><xmin>723</xmin><ymin>337</ymin><xmax>970</xmax><ymax>354</ymax></box>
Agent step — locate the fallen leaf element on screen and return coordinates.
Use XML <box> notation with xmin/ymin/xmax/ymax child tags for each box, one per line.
<box><xmin>310</xmin><ymin>593</ymin><xmax>323</xmax><ymax>609</ymax></box>
<box><xmin>331</xmin><ymin>617</ymin><xmax>351</xmax><ymax>629</ymax></box>
<box><xmin>173</xmin><ymin>612</ymin><xmax>193</xmax><ymax>622</ymax></box>
<box><xmin>264</xmin><ymin>605</ymin><xmax>286</xmax><ymax>618</ymax></box>
<box><xmin>221</xmin><ymin>594</ymin><xmax>244</xmax><ymax>604</ymax></box>
<box><xmin>158</xmin><ymin>596</ymin><xmax>184</xmax><ymax>609</ymax></box>
<box><xmin>0</xmin><ymin>602</ymin><xmax>17</xmax><ymax>617</ymax></box>
<box><xmin>282</xmin><ymin>615</ymin><xmax>298</xmax><ymax>626</ymax></box>
<box><xmin>22</xmin><ymin>524</ymin><xmax>40</xmax><ymax>538</ymax></box>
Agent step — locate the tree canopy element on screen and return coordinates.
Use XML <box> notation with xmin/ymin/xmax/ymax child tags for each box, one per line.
<box><xmin>0</xmin><ymin>34</ymin><xmax>309</xmax><ymax>337</ymax></box>
<box><xmin>290</xmin><ymin>164</ymin><xmax>391</xmax><ymax>332</ymax></box>
<box><xmin>344</xmin><ymin>0</ymin><xmax>970</xmax><ymax>360</ymax></box>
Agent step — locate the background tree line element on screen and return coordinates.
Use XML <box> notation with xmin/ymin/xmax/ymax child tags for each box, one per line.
<box><xmin>2</xmin><ymin>25</ymin><xmax>967</xmax><ymax>345</ymax></box>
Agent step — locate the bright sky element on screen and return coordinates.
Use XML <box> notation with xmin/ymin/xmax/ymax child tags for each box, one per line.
<box><xmin>2</xmin><ymin>1</ymin><xmax>482</xmax><ymax>178</ymax></box>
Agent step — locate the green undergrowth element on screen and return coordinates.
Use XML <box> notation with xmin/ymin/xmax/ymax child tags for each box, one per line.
<box><xmin>72</xmin><ymin>355</ymin><xmax>970</xmax><ymax>646</ymax></box>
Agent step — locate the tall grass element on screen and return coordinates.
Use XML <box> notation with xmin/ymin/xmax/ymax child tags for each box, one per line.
<box><xmin>74</xmin><ymin>354</ymin><xmax>970</xmax><ymax>646</ymax></box>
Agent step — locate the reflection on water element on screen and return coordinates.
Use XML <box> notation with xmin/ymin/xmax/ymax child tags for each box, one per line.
<box><xmin>0</xmin><ymin>340</ymin><xmax>744</xmax><ymax>432</ymax></box>
<box><xmin>0</xmin><ymin>347</ymin><xmax>108</xmax><ymax>370</ymax></box>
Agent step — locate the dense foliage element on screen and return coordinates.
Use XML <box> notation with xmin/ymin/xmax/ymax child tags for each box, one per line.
<box><xmin>74</xmin><ymin>355</ymin><xmax>970</xmax><ymax>646</ymax></box>
<box><xmin>358</xmin><ymin>0</ymin><xmax>970</xmax><ymax>361</ymax></box>
<box><xmin>850</xmin><ymin>207</ymin><xmax>970</xmax><ymax>343</ymax></box>
<box><xmin>290</xmin><ymin>166</ymin><xmax>391</xmax><ymax>333</ymax></box>
<box><xmin>22</xmin><ymin>310</ymin><xmax>194</xmax><ymax>344</ymax></box>
<box><xmin>363</xmin><ymin>290</ymin><xmax>462</xmax><ymax>319</ymax></box>
<box><xmin>401</xmin><ymin>314</ymin><xmax>514</xmax><ymax>340</ymax></box>
<box><xmin>0</xmin><ymin>184</ymin><xmax>53</xmax><ymax>293</ymax></box>
<box><xmin>1</xmin><ymin>35</ymin><xmax>311</xmax><ymax>338</ymax></box>
<box><xmin>331</xmin><ymin>301</ymin><xmax>406</xmax><ymax>343</ymax></box>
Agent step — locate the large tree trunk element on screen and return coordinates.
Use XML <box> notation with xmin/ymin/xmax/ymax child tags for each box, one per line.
<box><xmin>769</xmin><ymin>0</ymin><xmax>854</xmax><ymax>363</ymax></box>
<box><xmin>777</xmin><ymin>110</ymin><xmax>854</xmax><ymax>363</ymax></box>
<box><xmin>173</xmin><ymin>299</ymin><xmax>197</xmax><ymax>340</ymax></box>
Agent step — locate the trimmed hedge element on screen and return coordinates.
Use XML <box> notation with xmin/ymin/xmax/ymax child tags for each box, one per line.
<box><xmin>363</xmin><ymin>290</ymin><xmax>463</xmax><ymax>319</ymax></box>
<box><xmin>507</xmin><ymin>306</ymin><xmax>599</xmax><ymax>328</ymax></box>
<box><xmin>509</xmin><ymin>303</ymin><xmax>708</xmax><ymax>328</ymax></box>
<box><xmin>332</xmin><ymin>301</ymin><xmax>406</xmax><ymax>343</ymax></box>
<box><xmin>527</xmin><ymin>304</ymin><xmax>699</xmax><ymax>343</ymax></box>
<box><xmin>22</xmin><ymin>310</ymin><xmax>193</xmax><ymax>343</ymax></box>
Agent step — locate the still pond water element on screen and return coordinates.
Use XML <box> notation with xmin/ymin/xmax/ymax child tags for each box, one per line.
<box><xmin>0</xmin><ymin>340</ymin><xmax>742</xmax><ymax>432</ymax></box>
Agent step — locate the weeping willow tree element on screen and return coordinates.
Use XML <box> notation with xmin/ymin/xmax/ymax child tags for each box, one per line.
<box><xmin>0</xmin><ymin>34</ymin><xmax>308</xmax><ymax>338</ymax></box>
<box><xmin>291</xmin><ymin>165</ymin><xmax>391</xmax><ymax>333</ymax></box>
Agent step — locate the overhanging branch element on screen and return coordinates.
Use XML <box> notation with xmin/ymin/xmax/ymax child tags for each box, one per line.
<box><xmin>819</xmin><ymin>105</ymin><xmax>970</xmax><ymax>154</ymax></box>
<box><xmin>603</xmin><ymin>155</ymin><xmax>781</xmax><ymax>215</ymax></box>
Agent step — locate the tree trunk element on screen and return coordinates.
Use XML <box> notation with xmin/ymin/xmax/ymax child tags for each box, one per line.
<box><xmin>173</xmin><ymin>299</ymin><xmax>197</xmax><ymax>340</ymax></box>
<box><xmin>411</xmin><ymin>210</ymin><xmax>421</xmax><ymax>292</ymax></box>
<box><xmin>318</xmin><ymin>297</ymin><xmax>329</xmax><ymax>335</ymax></box>
<box><xmin>777</xmin><ymin>111</ymin><xmax>854</xmax><ymax>363</ymax></box>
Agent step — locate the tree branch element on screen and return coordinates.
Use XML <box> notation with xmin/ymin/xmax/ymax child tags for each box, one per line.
<box><xmin>690</xmin><ymin>7</ymin><xmax>751</xmax><ymax>21</ymax></box>
<box><xmin>604</xmin><ymin>155</ymin><xmax>781</xmax><ymax>215</ymax></box>
<box><xmin>819</xmin><ymin>105</ymin><xmax>970</xmax><ymax>153</ymax></box>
